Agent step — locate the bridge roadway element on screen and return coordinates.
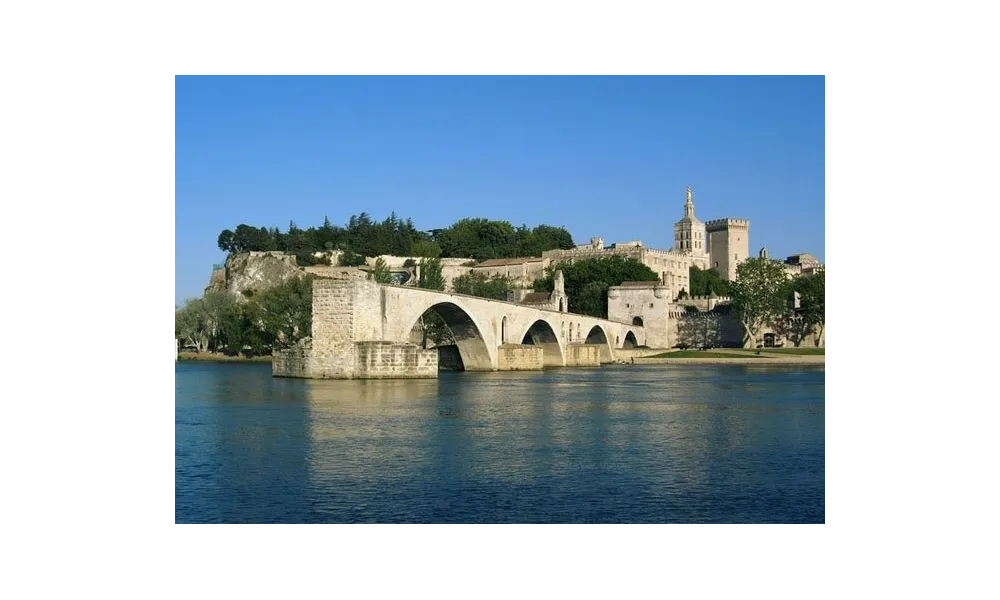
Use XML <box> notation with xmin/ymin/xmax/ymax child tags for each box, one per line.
<box><xmin>274</xmin><ymin>273</ymin><xmax>645</xmax><ymax>378</ymax></box>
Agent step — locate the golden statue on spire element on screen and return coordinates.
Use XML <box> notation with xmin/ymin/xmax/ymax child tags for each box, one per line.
<box><xmin>686</xmin><ymin>186</ymin><xmax>693</xmax><ymax>203</ymax></box>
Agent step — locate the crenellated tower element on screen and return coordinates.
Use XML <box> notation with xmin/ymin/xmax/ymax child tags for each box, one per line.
<box><xmin>706</xmin><ymin>218</ymin><xmax>750</xmax><ymax>281</ymax></box>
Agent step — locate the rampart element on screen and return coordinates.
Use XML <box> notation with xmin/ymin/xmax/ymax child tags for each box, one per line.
<box><xmin>670</xmin><ymin>310</ymin><xmax>825</xmax><ymax>349</ymax></box>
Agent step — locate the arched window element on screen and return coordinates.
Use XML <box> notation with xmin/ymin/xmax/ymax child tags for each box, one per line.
<box><xmin>632</xmin><ymin>317</ymin><xmax>644</xmax><ymax>326</ymax></box>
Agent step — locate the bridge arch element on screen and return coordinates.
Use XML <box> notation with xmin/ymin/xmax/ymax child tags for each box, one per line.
<box><xmin>519</xmin><ymin>319</ymin><xmax>565</xmax><ymax>367</ymax></box>
<box><xmin>584</xmin><ymin>325</ymin><xmax>614</xmax><ymax>363</ymax></box>
<box><xmin>622</xmin><ymin>330</ymin><xmax>639</xmax><ymax>349</ymax></box>
<box><xmin>397</xmin><ymin>300</ymin><xmax>495</xmax><ymax>371</ymax></box>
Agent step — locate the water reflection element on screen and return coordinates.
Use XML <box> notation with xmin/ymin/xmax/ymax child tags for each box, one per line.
<box><xmin>174</xmin><ymin>363</ymin><xmax>313</xmax><ymax>523</ymax></box>
<box><xmin>299</xmin><ymin>379</ymin><xmax>440</xmax><ymax>521</ymax></box>
<box><xmin>176</xmin><ymin>362</ymin><xmax>825</xmax><ymax>523</ymax></box>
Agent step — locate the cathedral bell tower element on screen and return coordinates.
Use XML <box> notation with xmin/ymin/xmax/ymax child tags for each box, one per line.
<box><xmin>673</xmin><ymin>186</ymin><xmax>708</xmax><ymax>256</ymax></box>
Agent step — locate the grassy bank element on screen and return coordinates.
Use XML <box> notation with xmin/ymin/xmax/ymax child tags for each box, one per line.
<box><xmin>728</xmin><ymin>347</ymin><xmax>825</xmax><ymax>356</ymax></box>
<box><xmin>634</xmin><ymin>347</ymin><xmax>825</xmax><ymax>365</ymax></box>
<box><xmin>177</xmin><ymin>352</ymin><xmax>272</xmax><ymax>363</ymax></box>
<box><xmin>645</xmin><ymin>350</ymin><xmax>762</xmax><ymax>359</ymax></box>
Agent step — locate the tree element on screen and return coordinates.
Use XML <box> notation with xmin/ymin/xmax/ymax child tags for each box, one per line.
<box><xmin>218</xmin><ymin>300</ymin><xmax>271</xmax><ymax>356</ymax></box>
<box><xmin>729</xmin><ymin>257</ymin><xmax>789</xmax><ymax>348</ymax></box>
<box><xmin>573</xmin><ymin>280</ymin><xmax>612</xmax><ymax>318</ymax></box>
<box><xmin>175</xmin><ymin>299</ymin><xmax>210</xmax><ymax>352</ymax></box>
<box><xmin>776</xmin><ymin>270</ymin><xmax>825</xmax><ymax>346</ymax></box>
<box><xmin>368</xmin><ymin>257</ymin><xmax>394</xmax><ymax>284</ymax></box>
<box><xmin>689</xmin><ymin>266</ymin><xmax>732</xmax><ymax>297</ymax></box>
<box><xmin>453</xmin><ymin>271</ymin><xmax>514</xmax><ymax>300</ymax></box>
<box><xmin>215</xmin><ymin>214</ymin><xmax>571</xmax><ymax>264</ymax></box>
<box><xmin>532</xmin><ymin>256</ymin><xmax>659</xmax><ymax>319</ymax></box>
<box><xmin>174</xmin><ymin>292</ymin><xmax>238</xmax><ymax>353</ymax></box>
<box><xmin>418</xmin><ymin>258</ymin><xmax>445</xmax><ymax>291</ymax></box>
<box><xmin>410</xmin><ymin>239</ymin><xmax>443</xmax><ymax>258</ymax></box>
<box><xmin>413</xmin><ymin>257</ymin><xmax>453</xmax><ymax>348</ymax></box>
<box><xmin>200</xmin><ymin>291</ymin><xmax>238</xmax><ymax>351</ymax></box>
<box><xmin>339</xmin><ymin>251</ymin><xmax>366</xmax><ymax>266</ymax></box>
<box><xmin>257</xmin><ymin>275</ymin><xmax>314</xmax><ymax>348</ymax></box>
<box><xmin>216</xmin><ymin>224</ymin><xmax>277</xmax><ymax>253</ymax></box>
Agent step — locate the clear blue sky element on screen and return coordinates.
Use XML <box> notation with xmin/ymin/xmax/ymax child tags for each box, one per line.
<box><xmin>176</xmin><ymin>76</ymin><xmax>824</xmax><ymax>306</ymax></box>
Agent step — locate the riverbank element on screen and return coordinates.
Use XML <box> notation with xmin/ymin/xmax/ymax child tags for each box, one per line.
<box><xmin>632</xmin><ymin>348</ymin><xmax>824</xmax><ymax>365</ymax></box>
<box><xmin>177</xmin><ymin>352</ymin><xmax>272</xmax><ymax>363</ymax></box>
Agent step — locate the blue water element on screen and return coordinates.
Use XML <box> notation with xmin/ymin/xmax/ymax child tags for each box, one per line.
<box><xmin>175</xmin><ymin>362</ymin><xmax>824</xmax><ymax>523</ymax></box>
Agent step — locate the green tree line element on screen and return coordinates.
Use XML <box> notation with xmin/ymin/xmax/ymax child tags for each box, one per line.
<box><xmin>175</xmin><ymin>276</ymin><xmax>315</xmax><ymax>356</ymax></box>
<box><xmin>728</xmin><ymin>258</ymin><xmax>825</xmax><ymax>347</ymax></box>
<box><xmin>216</xmin><ymin>213</ymin><xmax>576</xmax><ymax>265</ymax></box>
<box><xmin>178</xmin><ymin>254</ymin><xmax>824</xmax><ymax>354</ymax></box>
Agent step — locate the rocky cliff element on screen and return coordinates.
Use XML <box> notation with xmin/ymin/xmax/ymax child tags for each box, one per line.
<box><xmin>205</xmin><ymin>251</ymin><xmax>306</xmax><ymax>299</ymax></box>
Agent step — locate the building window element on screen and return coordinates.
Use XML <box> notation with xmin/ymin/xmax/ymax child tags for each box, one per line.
<box><xmin>649</xmin><ymin>303</ymin><xmax>654</xmax><ymax>308</ymax></box>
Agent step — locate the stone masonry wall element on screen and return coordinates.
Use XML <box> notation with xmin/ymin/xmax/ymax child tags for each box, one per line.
<box><xmin>497</xmin><ymin>344</ymin><xmax>544</xmax><ymax>371</ymax></box>
<box><xmin>612</xmin><ymin>347</ymin><xmax>669</xmax><ymax>361</ymax></box>
<box><xmin>310</xmin><ymin>273</ymin><xmax>383</xmax><ymax>348</ymax></box>
<box><xmin>564</xmin><ymin>344</ymin><xmax>600</xmax><ymax>367</ymax></box>
<box><xmin>671</xmin><ymin>312</ymin><xmax>826</xmax><ymax>349</ymax></box>
<box><xmin>278</xmin><ymin>275</ymin><xmax>439</xmax><ymax>379</ymax></box>
<box><xmin>273</xmin><ymin>338</ymin><xmax>360</xmax><ymax>378</ymax></box>
<box><xmin>272</xmin><ymin>338</ymin><xmax>314</xmax><ymax>378</ymax></box>
<box><xmin>607</xmin><ymin>285</ymin><xmax>672</xmax><ymax>348</ymax></box>
<box><xmin>355</xmin><ymin>342</ymin><xmax>437</xmax><ymax>379</ymax></box>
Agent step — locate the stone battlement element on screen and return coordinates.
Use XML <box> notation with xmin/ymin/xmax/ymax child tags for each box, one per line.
<box><xmin>643</xmin><ymin>246</ymin><xmax>688</xmax><ymax>257</ymax></box>
<box><xmin>684</xmin><ymin>295</ymin><xmax>732</xmax><ymax>302</ymax></box>
<box><xmin>705</xmin><ymin>218</ymin><xmax>750</xmax><ymax>230</ymax></box>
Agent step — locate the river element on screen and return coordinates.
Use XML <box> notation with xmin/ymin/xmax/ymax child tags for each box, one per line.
<box><xmin>175</xmin><ymin>361</ymin><xmax>824</xmax><ymax>523</ymax></box>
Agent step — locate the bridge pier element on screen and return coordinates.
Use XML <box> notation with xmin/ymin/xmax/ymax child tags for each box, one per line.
<box><xmin>565</xmin><ymin>344</ymin><xmax>601</xmax><ymax>367</ymax></box>
<box><xmin>274</xmin><ymin>339</ymin><xmax>438</xmax><ymax>379</ymax></box>
<box><xmin>496</xmin><ymin>344</ymin><xmax>544</xmax><ymax>371</ymax></box>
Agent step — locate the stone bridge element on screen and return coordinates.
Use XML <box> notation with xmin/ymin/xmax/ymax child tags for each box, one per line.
<box><xmin>273</xmin><ymin>272</ymin><xmax>645</xmax><ymax>379</ymax></box>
